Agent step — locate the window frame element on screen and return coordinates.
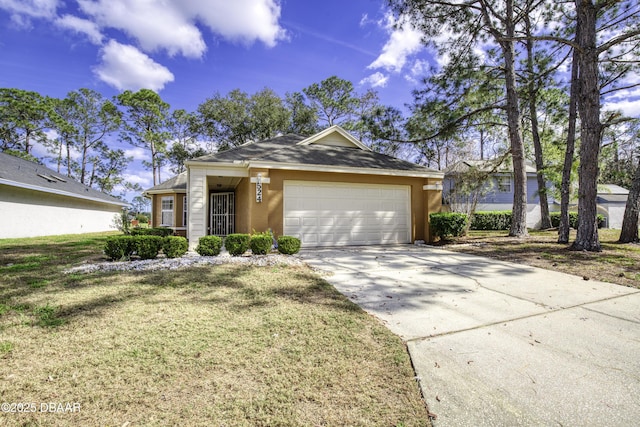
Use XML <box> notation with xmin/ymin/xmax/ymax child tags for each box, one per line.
<box><xmin>182</xmin><ymin>195</ymin><xmax>188</xmax><ymax>227</ymax></box>
<box><xmin>161</xmin><ymin>196</ymin><xmax>174</xmax><ymax>226</ymax></box>
<box><xmin>496</xmin><ymin>176</ymin><xmax>512</xmax><ymax>193</ymax></box>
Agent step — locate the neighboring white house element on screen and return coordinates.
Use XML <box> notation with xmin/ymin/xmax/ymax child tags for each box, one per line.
<box><xmin>0</xmin><ymin>152</ymin><xmax>129</xmax><ymax>238</ymax></box>
<box><xmin>443</xmin><ymin>160</ymin><xmax>630</xmax><ymax>229</ymax></box>
<box><xmin>596</xmin><ymin>184</ymin><xmax>629</xmax><ymax>229</ymax></box>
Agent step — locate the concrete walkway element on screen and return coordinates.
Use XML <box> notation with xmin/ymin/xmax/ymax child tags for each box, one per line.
<box><xmin>301</xmin><ymin>245</ymin><xmax>640</xmax><ymax>426</ymax></box>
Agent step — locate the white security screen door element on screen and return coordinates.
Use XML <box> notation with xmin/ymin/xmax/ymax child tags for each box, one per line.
<box><xmin>210</xmin><ymin>192</ymin><xmax>235</xmax><ymax>236</ymax></box>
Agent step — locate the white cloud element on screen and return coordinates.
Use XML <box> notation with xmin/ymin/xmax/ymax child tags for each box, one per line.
<box><xmin>122</xmin><ymin>172</ymin><xmax>152</xmax><ymax>187</ymax></box>
<box><xmin>186</xmin><ymin>0</ymin><xmax>286</xmax><ymax>47</ymax></box>
<box><xmin>368</xmin><ymin>12</ymin><xmax>424</xmax><ymax>73</ymax></box>
<box><xmin>74</xmin><ymin>0</ymin><xmax>285</xmax><ymax>58</ymax></box>
<box><xmin>94</xmin><ymin>40</ymin><xmax>175</xmax><ymax>91</ymax></box>
<box><xmin>604</xmin><ymin>99</ymin><xmax>640</xmax><ymax>118</ymax></box>
<box><xmin>360</xmin><ymin>72</ymin><xmax>389</xmax><ymax>88</ymax></box>
<box><xmin>123</xmin><ymin>147</ymin><xmax>148</xmax><ymax>162</ymax></box>
<box><xmin>0</xmin><ymin>0</ymin><xmax>59</xmax><ymax>28</ymax></box>
<box><xmin>55</xmin><ymin>14</ymin><xmax>104</xmax><ymax>45</ymax></box>
<box><xmin>77</xmin><ymin>0</ymin><xmax>206</xmax><ymax>58</ymax></box>
<box><xmin>404</xmin><ymin>59</ymin><xmax>429</xmax><ymax>84</ymax></box>
<box><xmin>0</xmin><ymin>0</ymin><xmax>59</xmax><ymax>18</ymax></box>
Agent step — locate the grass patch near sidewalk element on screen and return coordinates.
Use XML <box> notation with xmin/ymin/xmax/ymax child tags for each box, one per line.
<box><xmin>0</xmin><ymin>233</ymin><xmax>429</xmax><ymax>426</ymax></box>
<box><xmin>442</xmin><ymin>229</ymin><xmax>640</xmax><ymax>289</ymax></box>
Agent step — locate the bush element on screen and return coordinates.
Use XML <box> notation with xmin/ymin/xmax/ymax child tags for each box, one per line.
<box><xmin>471</xmin><ymin>211</ymin><xmax>512</xmax><ymax>230</ymax></box>
<box><xmin>550</xmin><ymin>212</ymin><xmax>605</xmax><ymax>229</ymax></box>
<box><xmin>104</xmin><ymin>235</ymin><xmax>136</xmax><ymax>261</ymax></box>
<box><xmin>135</xmin><ymin>213</ymin><xmax>149</xmax><ymax>224</ymax></box>
<box><xmin>225</xmin><ymin>234</ymin><xmax>250</xmax><ymax>256</ymax></box>
<box><xmin>430</xmin><ymin>212</ymin><xmax>468</xmax><ymax>240</ymax></box>
<box><xmin>131</xmin><ymin>227</ymin><xmax>173</xmax><ymax>237</ymax></box>
<box><xmin>277</xmin><ymin>236</ymin><xmax>301</xmax><ymax>255</ymax></box>
<box><xmin>196</xmin><ymin>235</ymin><xmax>222</xmax><ymax>256</ymax></box>
<box><xmin>162</xmin><ymin>236</ymin><xmax>188</xmax><ymax>258</ymax></box>
<box><xmin>135</xmin><ymin>235</ymin><xmax>163</xmax><ymax>260</ymax></box>
<box><xmin>250</xmin><ymin>234</ymin><xmax>272</xmax><ymax>255</ymax></box>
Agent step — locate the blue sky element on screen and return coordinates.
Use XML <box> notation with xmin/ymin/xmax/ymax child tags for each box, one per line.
<box><xmin>0</xmin><ymin>0</ymin><xmax>434</xmax><ymax>197</ymax></box>
<box><xmin>0</xmin><ymin>0</ymin><xmax>429</xmax><ymax>112</ymax></box>
<box><xmin>1</xmin><ymin>1</ymin><xmax>638</xmax><ymax>200</ymax></box>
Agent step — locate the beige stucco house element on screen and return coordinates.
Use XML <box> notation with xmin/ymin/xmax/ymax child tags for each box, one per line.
<box><xmin>0</xmin><ymin>151</ymin><xmax>128</xmax><ymax>238</ymax></box>
<box><xmin>144</xmin><ymin>126</ymin><xmax>444</xmax><ymax>250</ymax></box>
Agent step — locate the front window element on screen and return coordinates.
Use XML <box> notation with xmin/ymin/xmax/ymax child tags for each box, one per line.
<box><xmin>161</xmin><ymin>196</ymin><xmax>174</xmax><ymax>226</ymax></box>
<box><xmin>497</xmin><ymin>177</ymin><xmax>512</xmax><ymax>193</ymax></box>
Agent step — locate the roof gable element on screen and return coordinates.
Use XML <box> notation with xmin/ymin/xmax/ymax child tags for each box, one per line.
<box><xmin>296</xmin><ymin>125</ymin><xmax>371</xmax><ymax>151</ymax></box>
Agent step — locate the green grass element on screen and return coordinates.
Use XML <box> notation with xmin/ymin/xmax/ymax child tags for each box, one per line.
<box><xmin>0</xmin><ymin>232</ymin><xmax>429</xmax><ymax>426</ymax></box>
<box><xmin>445</xmin><ymin>228</ymin><xmax>640</xmax><ymax>288</ymax></box>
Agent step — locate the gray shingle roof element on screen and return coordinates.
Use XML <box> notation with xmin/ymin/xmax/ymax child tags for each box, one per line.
<box><xmin>0</xmin><ymin>151</ymin><xmax>128</xmax><ymax>206</ymax></box>
<box><xmin>190</xmin><ymin>133</ymin><xmax>436</xmax><ymax>173</ymax></box>
<box><xmin>444</xmin><ymin>160</ymin><xmax>537</xmax><ymax>174</ymax></box>
<box><xmin>145</xmin><ymin>172</ymin><xmax>187</xmax><ymax>193</ymax></box>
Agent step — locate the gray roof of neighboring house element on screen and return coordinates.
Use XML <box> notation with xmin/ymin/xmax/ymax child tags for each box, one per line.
<box><xmin>597</xmin><ymin>184</ymin><xmax>629</xmax><ymax>203</ymax></box>
<box><xmin>190</xmin><ymin>133</ymin><xmax>435</xmax><ymax>172</ymax></box>
<box><xmin>0</xmin><ymin>151</ymin><xmax>128</xmax><ymax>207</ymax></box>
<box><xmin>145</xmin><ymin>172</ymin><xmax>187</xmax><ymax>193</ymax></box>
<box><xmin>444</xmin><ymin>159</ymin><xmax>537</xmax><ymax>175</ymax></box>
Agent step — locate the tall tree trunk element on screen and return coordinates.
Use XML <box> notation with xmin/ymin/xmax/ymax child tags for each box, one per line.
<box><xmin>502</xmin><ymin>2</ymin><xmax>528</xmax><ymax>237</ymax></box>
<box><xmin>618</xmin><ymin>157</ymin><xmax>640</xmax><ymax>243</ymax></box>
<box><xmin>66</xmin><ymin>138</ymin><xmax>72</xmax><ymax>177</ymax></box>
<box><xmin>558</xmin><ymin>41</ymin><xmax>581</xmax><ymax>243</ymax></box>
<box><xmin>525</xmin><ymin>15</ymin><xmax>552</xmax><ymax>229</ymax></box>
<box><xmin>572</xmin><ymin>0</ymin><xmax>602</xmax><ymax>252</ymax></box>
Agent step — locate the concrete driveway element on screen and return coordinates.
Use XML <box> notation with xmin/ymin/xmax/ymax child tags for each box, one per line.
<box><xmin>300</xmin><ymin>245</ymin><xmax>640</xmax><ymax>426</ymax></box>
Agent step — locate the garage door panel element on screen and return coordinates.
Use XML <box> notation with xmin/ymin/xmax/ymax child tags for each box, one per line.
<box><xmin>284</xmin><ymin>181</ymin><xmax>411</xmax><ymax>247</ymax></box>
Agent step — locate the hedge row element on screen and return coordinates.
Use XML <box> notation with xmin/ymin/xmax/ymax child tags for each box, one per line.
<box><xmin>106</xmin><ymin>233</ymin><xmax>301</xmax><ymax>261</ymax></box>
<box><xmin>130</xmin><ymin>227</ymin><xmax>174</xmax><ymax>237</ymax></box>
<box><xmin>429</xmin><ymin>211</ymin><xmax>607</xmax><ymax>239</ymax></box>
<box><xmin>198</xmin><ymin>233</ymin><xmax>301</xmax><ymax>256</ymax></box>
<box><xmin>550</xmin><ymin>212</ymin><xmax>605</xmax><ymax>229</ymax></box>
<box><xmin>471</xmin><ymin>211</ymin><xmax>512</xmax><ymax>230</ymax></box>
<box><xmin>104</xmin><ymin>235</ymin><xmax>189</xmax><ymax>261</ymax></box>
<box><xmin>429</xmin><ymin>212</ymin><xmax>468</xmax><ymax>240</ymax></box>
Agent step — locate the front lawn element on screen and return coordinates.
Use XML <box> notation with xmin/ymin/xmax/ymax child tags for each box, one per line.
<box><xmin>0</xmin><ymin>233</ymin><xmax>429</xmax><ymax>426</ymax></box>
<box><xmin>442</xmin><ymin>229</ymin><xmax>640</xmax><ymax>289</ymax></box>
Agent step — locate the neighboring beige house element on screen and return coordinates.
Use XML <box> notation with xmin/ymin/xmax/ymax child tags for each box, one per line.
<box><xmin>0</xmin><ymin>151</ymin><xmax>128</xmax><ymax>239</ymax></box>
<box><xmin>144</xmin><ymin>126</ymin><xmax>444</xmax><ymax>249</ymax></box>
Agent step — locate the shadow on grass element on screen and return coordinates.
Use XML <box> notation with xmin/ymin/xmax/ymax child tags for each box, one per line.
<box><xmin>269</xmin><ymin>271</ymin><xmax>361</xmax><ymax>313</ymax></box>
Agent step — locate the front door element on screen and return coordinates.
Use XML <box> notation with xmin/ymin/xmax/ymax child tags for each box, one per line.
<box><xmin>210</xmin><ymin>192</ymin><xmax>235</xmax><ymax>236</ymax></box>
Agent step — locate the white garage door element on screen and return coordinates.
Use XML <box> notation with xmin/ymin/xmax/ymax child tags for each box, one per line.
<box><xmin>284</xmin><ymin>181</ymin><xmax>411</xmax><ymax>247</ymax></box>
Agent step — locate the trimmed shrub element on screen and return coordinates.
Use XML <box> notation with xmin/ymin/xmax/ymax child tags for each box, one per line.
<box><xmin>225</xmin><ymin>234</ymin><xmax>250</xmax><ymax>256</ymax></box>
<box><xmin>471</xmin><ymin>211</ymin><xmax>512</xmax><ymax>230</ymax></box>
<box><xmin>550</xmin><ymin>212</ymin><xmax>605</xmax><ymax>229</ymax></box>
<box><xmin>135</xmin><ymin>235</ymin><xmax>163</xmax><ymax>260</ymax></box>
<box><xmin>131</xmin><ymin>227</ymin><xmax>173</xmax><ymax>237</ymax></box>
<box><xmin>277</xmin><ymin>236</ymin><xmax>301</xmax><ymax>255</ymax></box>
<box><xmin>430</xmin><ymin>212</ymin><xmax>468</xmax><ymax>240</ymax></box>
<box><xmin>196</xmin><ymin>235</ymin><xmax>222</xmax><ymax>256</ymax></box>
<box><xmin>250</xmin><ymin>234</ymin><xmax>272</xmax><ymax>255</ymax></box>
<box><xmin>162</xmin><ymin>236</ymin><xmax>188</xmax><ymax>258</ymax></box>
<box><xmin>104</xmin><ymin>235</ymin><xmax>136</xmax><ymax>261</ymax></box>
